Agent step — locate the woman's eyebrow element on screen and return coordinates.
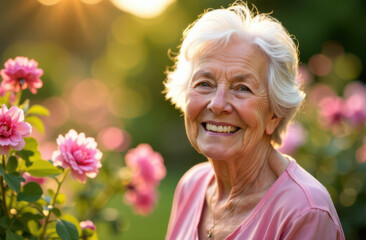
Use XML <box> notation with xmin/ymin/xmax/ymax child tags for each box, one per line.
<box><xmin>192</xmin><ymin>70</ymin><xmax>215</xmax><ymax>81</ymax></box>
<box><xmin>232</xmin><ymin>74</ymin><xmax>259</xmax><ymax>88</ymax></box>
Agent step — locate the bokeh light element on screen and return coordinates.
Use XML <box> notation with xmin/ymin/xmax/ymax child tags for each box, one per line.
<box><xmin>38</xmin><ymin>141</ymin><xmax>58</xmax><ymax>160</ymax></box>
<box><xmin>107</xmin><ymin>86</ymin><xmax>152</xmax><ymax>119</ymax></box>
<box><xmin>106</xmin><ymin>38</ymin><xmax>146</xmax><ymax>71</ymax></box>
<box><xmin>97</xmin><ymin>126</ymin><xmax>131</xmax><ymax>151</ymax></box>
<box><xmin>322</xmin><ymin>41</ymin><xmax>344</xmax><ymax>59</ymax></box>
<box><xmin>71</xmin><ymin>79</ymin><xmax>109</xmax><ymax>111</ymax></box>
<box><xmin>38</xmin><ymin>0</ymin><xmax>61</xmax><ymax>6</ymax></box>
<box><xmin>339</xmin><ymin>188</ymin><xmax>357</xmax><ymax>207</ymax></box>
<box><xmin>308</xmin><ymin>84</ymin><xmax>336</xmax><ymax>104</ymax></box>
<box><xmin>110</xmin><ymin>0</ymin><xmax>176</xmax><ymax>18</ymax></box>
<box><xmin>80</xmin><ymin>0</ymin><xmax>102</xmax><ymax>4</ymax></box>
<box><xmin>308</xmin><ymin>54</ymin><xmax>332</xmax><ymax>76</ymax></box>
<box><xmin>111</xmin><ymin>15</ymin><xmax>143</xmax><ymax>45</ymax></box>
<box><xmin>43</xmin><ymin>96</ymin><xmax>70</xmax><ymax>128</ymax></box>
<box><xmin>334</xmin><ymin>53</ymin><xmax>363</xmax><ymax>80</ymax></box>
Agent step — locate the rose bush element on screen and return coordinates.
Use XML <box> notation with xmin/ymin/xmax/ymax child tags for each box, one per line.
<box><xmin>0</xmin><ymin>57</ymin><xmax>166</xmax><ymax>240</ymax></box>
<box><xmin>277</xmin><ymin>46</ymin><xmax>366</xmax><ymax>238</ymax></box>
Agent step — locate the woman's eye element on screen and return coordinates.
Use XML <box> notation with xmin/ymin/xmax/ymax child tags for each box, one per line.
<box><xmin>238</xmin><ymin>85</ymin><xmax>251</xmax><ymax>92</ymax></box>
<box><xmin>197</xmin><ymin>82</ymin><xmax>211</xmax><ymax>88</ymax></box>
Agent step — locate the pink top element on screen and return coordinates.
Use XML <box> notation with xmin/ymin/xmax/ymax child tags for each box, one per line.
<box><xmin>166</xmin><ymin>158</ymin><xmax>345</xmax><ymax>240</ymax></box>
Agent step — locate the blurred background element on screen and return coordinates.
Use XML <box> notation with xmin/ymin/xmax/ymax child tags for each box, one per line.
<box><xmin>1</xmin><ymin>0</ymin><xmax>365</xmax><ymax>239</ymax></box>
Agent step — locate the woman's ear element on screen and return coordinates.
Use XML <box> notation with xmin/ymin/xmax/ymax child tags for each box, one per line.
<box><xmin>266</xmin><ymin>114</ymin><xmax>281</xmax><ymax>135</ymax></box>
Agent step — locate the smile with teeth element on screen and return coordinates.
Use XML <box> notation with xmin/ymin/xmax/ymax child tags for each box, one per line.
<box><xmin>203</xmin><ymin>123</ymin><xmax>239</xmax><ymax>133</ymax></box>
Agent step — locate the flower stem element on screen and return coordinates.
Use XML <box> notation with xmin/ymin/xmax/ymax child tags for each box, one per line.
<box><xmin>86</xmin><ymin>178</ymin><xmax>121</xmax><ymax>219</ymax></box>
<box><xmin>0</xmin><ymin>155</ymin><xmax>8</xmax><ymax>217</ymax></box>
<box><xmin>39</xmin><ymin>168</ymin><xmax>70</xmax><ymax>240</ymax></box>
<box><xmin>14</xmin><ymin>89</ymin><xmax>22</xmax><ymax>106</ymax></box>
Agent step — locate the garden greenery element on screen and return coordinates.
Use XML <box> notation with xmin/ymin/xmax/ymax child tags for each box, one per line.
<box><xmin>0</xmin><ymin>57</ymin><xmax>166</xmax><ymax>240</ymax></box>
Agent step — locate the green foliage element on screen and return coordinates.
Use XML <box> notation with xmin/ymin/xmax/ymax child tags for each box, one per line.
<box><xmin>25</xmin><ymin>116</ymin><xmax>44</xmax><ymax>134</ymax></box>
<box><xmin>26</xmin><ymin>104</ymin><xmax>50</xmax><ymax>116</ymax></box>
<box><xmin>0</xmin><ymin>165</ymin><xmax>24</xmax><ymax>193</ymax></box>
<box><xmin>0</xmin><ymin>96</ymin><xmax>99</xmax><ymax>240</ymax></box>
<box><xmin>6</xmin><ymin>157</ymin><xmax>18</xmax><ymax>174</ymax></box>
<box><xmin>5</xmin><ymin>229</ymin><xmax>23</xmax><ymax>240</ymax></box>
<box><xmin>26</xmin><ymin>160</ymin><xmax>62</xmax><ymax>177</ymax></box>
<box><xmin>56</xmin><ymin>220</ymin><xmax>79</xmax><ymax>240</ymax></box>
<box><xmin>17</xmin><ymin>182</ymin><xmax>43</xmax><ymax>202</ymax></box>
<box><xmin>17</xmin><ymin>138</ymin><xmax>42</xmax><ymax>167</ymax></box>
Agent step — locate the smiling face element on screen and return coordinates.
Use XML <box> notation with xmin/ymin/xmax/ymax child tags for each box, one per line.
<box><xmin>185</xmin><ymin>37</ymin><xmax>280</xmax><ymax>161</ymax></box>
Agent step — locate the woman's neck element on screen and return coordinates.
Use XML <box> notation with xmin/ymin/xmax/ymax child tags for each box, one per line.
<box><xmin>208</xmin><ymin>140</ymin><xmax>280</xmax><ymax>202</ymax></box>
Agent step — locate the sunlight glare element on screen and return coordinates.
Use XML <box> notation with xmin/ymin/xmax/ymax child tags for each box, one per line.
<box><xmin>80</xmin><ymin>0</ymin><xmax>102</xmax><ymax>4</ymax></box>
<box><xmin>38</xmin><ymin>0</ymin><xmax>61</xmax><ymax>6</ymax></box>
<box><xmin>110</xmin><ymin>0</ymin><xmax>176</xmax><ymax>18</ymax></box>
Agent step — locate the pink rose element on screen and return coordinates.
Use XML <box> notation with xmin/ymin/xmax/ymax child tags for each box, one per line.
<box><xmin>0</xmin><ymin>104</ymin><xmax>32</xmax><ymax>154</ymax></box>
<box><xmin>125</xmin><ymin>144</ymin><xmax>166</xmax><ymax>188</ymax></box>
<box><xmin>52</xmin><ymin>129</ymin><xmax>102</xmax><ymax>183</ymax></box>
<box><xmin>124</xmin><ymin>184</ymin><xmax>157</xmax><ymax>215</ymax></box>
<box><xmin>124</xmin><ymin>144</ymin><xmax>166</xmax><ymax>215</ymax></box>
<box><xmin>0</xmin><ymin>56</ymin><xmax>43</xmax><ymax>94</ymax></box>
<box><xmin>318</xmin><ymin>96</ymin><xmax>345</xmax><ymax>127</ymax></box>
<box><xmin>80</xmin><ymin>220</ymin><xmax>96</xmax><ymax>231</ymax></box>
<box><xmin>344</xmin><ymin>82</ymin><xmax>366</xmax><ymax>126</ymax></box>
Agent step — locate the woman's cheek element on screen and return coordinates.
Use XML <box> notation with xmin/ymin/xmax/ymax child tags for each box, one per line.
<box><xmin>184</xmin><ymin>114</ymin><xmax>199</xmax><ymax>151</ymax></box>
<box><xmin>184</xmin><ymin>92</ymin><xmax>204</xmax><ymax>150</ymax></box>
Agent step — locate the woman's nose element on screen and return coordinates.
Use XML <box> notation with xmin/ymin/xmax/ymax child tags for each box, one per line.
<box><xmin>207</xmin><ymin>87</ymin><xmax>232</xmax><ymax>114</ymax></box>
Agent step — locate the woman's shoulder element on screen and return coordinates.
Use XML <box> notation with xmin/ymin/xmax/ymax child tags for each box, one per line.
<box><xmin>179</xmin><ymin>162</ymin><xmax>212</xmax><ymax>184</ymax></box>
<box><xmin>273</xmin><ymin>158</ymin><xmax>342</xmax><ymax>228</ymax></box>
<box><xmin>175</xmin><ymin>162</ymin><xmax>212</xmax><ymax>194</ymax></box>
<box><xmin>285</xmin><ymin>159</ymin><xmax>333</xmax><ymax>209</ymax></box>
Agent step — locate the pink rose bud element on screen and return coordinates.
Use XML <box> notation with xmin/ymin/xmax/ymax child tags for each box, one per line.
<box><xmin>80</xmin><ymin>220</ymin><xmax>96</xmax><ymax>231</ymax></box>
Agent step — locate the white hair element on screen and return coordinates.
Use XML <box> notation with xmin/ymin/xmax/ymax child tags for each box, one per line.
<box><xmin>163</xmin><ymin>2</ymin><xmax>305</xmax><ymax>145</ymax></box>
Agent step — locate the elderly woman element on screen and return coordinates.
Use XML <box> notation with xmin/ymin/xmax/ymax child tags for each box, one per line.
<box><xmin>164</xmin><ymin>2</ymin><xmax>344</xmax><ymax>240</ymax></box>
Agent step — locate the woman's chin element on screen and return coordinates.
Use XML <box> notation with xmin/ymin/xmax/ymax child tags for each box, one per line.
<box><xmin>198</xmin><ymin>146</ymin><xmax>234</xmax><ymax>161</ymax></box>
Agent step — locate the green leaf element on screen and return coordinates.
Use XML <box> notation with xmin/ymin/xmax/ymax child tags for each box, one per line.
<box><xmin>16</xmin><ymin>150</ymin><xmax>34</xmax><ymax>167</ymax></box>
<box><xmin>60</xmin><ymin>215</ymin><xmax>82</xmax><ymax>235</ymax></box>
<box><xmin>19</xmin><ymin>99</ymin><xmax>30</xmax><ymax>112</ymax></box>
<box><xmin>27</xmin><ymin>219</ymin><xmax>41</xmax><ymax>237</ymax></box>
<box><xmin>17</xmin><ymin>137</ymin><xmax>41</xmax><ymax>167</ymax></box>
<box><xmin>0</xmin><ymin>166</ymin><xmax>24</xmax><ymax>193</ymax></box>
<box><xmin>17</xmin><ymin>182</ymin><xmax>43</xmax><ymax>202</ymax></box>
<box><xmin>4</xmin><ymin>173</ymin><xmax>24</xmax><ymax>193</ymax></box>
<box><xmin>5</xmin><ymin>229</ymin><xmax>23</xmax><ymax>240</ymax></box>
<box><xmin>0</xmin><ymin>165</ymin><xmax>5</xmax><ymax>176</ymax></box>
<box><xmin>27</xmin><ymin>104</ymin><xmax>50</xmax><ymax>116</ymax></box>
<box><xmin>6</xmin><ymin>156</ymin><xmax>18</xmax><ymax>173</ymax></box>
<box><xmin>23</xmin><ymin>138</ymin><xmax>39</xmax><ymax>153</ymax></box>
<box><xmin>19</xmin><ymin>206</ymin><xmax>40</xmax><ymax>215</ymax></box>
<box><xmin>0</xmin><ymin>216</ymin><xmax>11</xmax><ymax>229</ymax></box>
<box><xmin>25</xmin><ymin>116</ymin><xmax>44</xmax><ymax>134</ymax></box>
<box><xmin>47</xmin><ymin>189</ymin><xmax>54</xmax><ymax>196</ymax></box>
<box><xmin>51</xmin><ymin>207</ymin><xmax>61</xmax><ymax>217</ymax></box>
<box><xmin>56</xmin><ymin>220</ymin><xmax>79</xmax><ymax>240</ymax></box>
<box><xmin>26</xmin><ymin>159</ymin><xmax>62</xmax><ymax>177</ymax></box>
